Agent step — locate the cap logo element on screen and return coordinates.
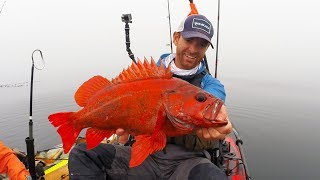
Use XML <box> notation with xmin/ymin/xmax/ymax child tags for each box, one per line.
<box><xmin>191</xmin><ymin>18</ymin><xmax>211</xmax><ymax>34</ymax></box>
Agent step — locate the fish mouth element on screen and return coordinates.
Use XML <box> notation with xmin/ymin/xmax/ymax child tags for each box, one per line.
<box><xmin>166</xmin><ymin>113</ymin><xmax>195</xmax><ymax>131</ymax></box>
<box><xmin>203</xmin><ymin>101</ymin><xmax>220</xmax><ymax>120</ymax></box>
<box><xmin>203</xmin><ymin>100</ymin><xmax>226</xmax><ymax>125</ymax></box>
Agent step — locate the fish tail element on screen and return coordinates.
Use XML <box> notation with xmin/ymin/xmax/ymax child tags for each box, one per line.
<box><xmin>48</xmin><ymin>112</ymin><xmax>81</xmax><ymax>153</ymax></box>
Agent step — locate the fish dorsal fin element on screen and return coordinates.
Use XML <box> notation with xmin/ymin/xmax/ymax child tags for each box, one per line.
<box><xmin>75</xmin><ymin>75</ymin><xmax>112</xmax><ymax>107</ymax></box>
<box><xmin>111</xmin><ymin>57</ymin><xmax>172</xmax><ymax>84</ymax></box>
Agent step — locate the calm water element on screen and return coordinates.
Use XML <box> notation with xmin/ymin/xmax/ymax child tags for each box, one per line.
<box><xmin>1</xmin><ymin>0</ymin><xmax>320</xmax><ymax>179</ymax></box>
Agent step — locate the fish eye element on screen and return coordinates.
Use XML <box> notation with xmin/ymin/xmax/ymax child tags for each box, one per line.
<box><xmin>195</xmin><ymin>93</ymin><xmax>207</xmax><ymax>102</ymax></box>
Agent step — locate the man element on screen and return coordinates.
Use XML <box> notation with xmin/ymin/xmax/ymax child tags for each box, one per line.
<box><xmin>69</xmin><ymin>14</ymin><xmax>232</xmax><ymax>180</ymax></box>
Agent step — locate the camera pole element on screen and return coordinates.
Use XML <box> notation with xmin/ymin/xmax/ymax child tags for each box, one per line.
<box><xmin>120</xmin><ymin>14</ymin><xmax>136</xmax><ymax>146</ymax></box>
<box><xmin>122</xmin><ymin>14</ymin><xmax>136</xmax><ymax>63</ymax></box>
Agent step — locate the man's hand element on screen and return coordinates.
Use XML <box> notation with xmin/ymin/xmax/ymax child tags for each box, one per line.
<box><xmin>115</xmin><ymin>128</ymin><xmax>129</xmax><ymax>144</ymax></box>
<box><xmin>195</xmin><ymin>105</ymin><xmax>232</xmax><ymax>141</ymax></box>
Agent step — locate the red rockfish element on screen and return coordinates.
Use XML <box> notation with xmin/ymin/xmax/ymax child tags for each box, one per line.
<box><xmin>48</xmin><ymin>58</ymin><xmax>226</xmax><ymax>167</ymax></box>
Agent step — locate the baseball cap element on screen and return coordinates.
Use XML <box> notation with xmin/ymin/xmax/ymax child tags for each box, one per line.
<box><xmin>176</xmin><ymin>14</ymin><xmax>214</xmax><ymax>48</ymax></box>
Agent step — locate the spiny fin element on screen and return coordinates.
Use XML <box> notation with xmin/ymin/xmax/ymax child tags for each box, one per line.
<box><xmin>48</xmin><ymin>112</ymin><xmax>81</xmax><ymax>153</ymax></box>
<box><xmin>112</xmin><ymin>58</ymin><xmax>172</xmax><ymax>84</ymax></box>
<box><xmin>129</xmin><ymin>130</ymin><xmax>167</xmax><ymax>167</ymax></box>
<box><xmin>75</xmin><ymin>75</ymin><xmax>112</xmax><ymax>107</ymax></box>
<box><xmin>85</xmin><ymin>128</ymin><xmax>114</xmax><ymax>149</ymax></box>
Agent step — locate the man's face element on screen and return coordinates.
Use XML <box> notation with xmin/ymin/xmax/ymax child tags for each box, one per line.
<box><xmin>173</xmin><ymin>32</ymin><xmax>210</xmax><ymax>70</ymax></box>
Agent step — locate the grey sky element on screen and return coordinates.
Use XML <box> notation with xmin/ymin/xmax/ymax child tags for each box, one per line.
<box><xmin>0</xmin><ymin>0</ymin><xmax>214</xmax><ymax>85</ymax></box>
<box><xmin>1</xmin><ymin>0</ymin><xmax>319</xmax><ymax>89</ymax></box>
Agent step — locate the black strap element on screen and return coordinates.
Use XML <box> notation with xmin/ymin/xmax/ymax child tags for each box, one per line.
<box><xmin>172</xmin><ymin>69</ymin><xmax>207</xmax><ymax>88</ymax></box>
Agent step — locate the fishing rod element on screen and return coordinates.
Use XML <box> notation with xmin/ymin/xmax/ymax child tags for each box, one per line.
<box><xmin>212</xmin><ymin>1</ymin><xmax>251</xmax><ymax>178</ymax></box>
<box><xmin>121</xmin><ymin>14</ymin><xmax>136</xmax><ymax>63</ymax></box>
<box><xmin>167</xmin><ymin>0</ymin><xmax>173</xmax><ymax>53</ymax></box>
<box><xmin>25</xmin><ymin>49</ymin><xmax>45</xmax><ymax>180</ymax></box>
<box><xmin>214</xmin><ymin>0</ymin><xmax>221</xmax><ymax>78</ymax></box>
<box><xmin>208</xmin><ymin>0</ymin><xmax>223</xmax><ymax>171</ymax></box>
<box><xmin>0</xmin><ymin>1</ymin><xmax>6</xmax><ymax>14</ymax></box>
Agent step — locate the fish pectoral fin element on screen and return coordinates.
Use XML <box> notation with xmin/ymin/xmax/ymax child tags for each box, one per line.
<box><xmin>86</xmin><ymin>128</ymin><xmax>114</xmax><ymax>149</ymax></box>
<box><xmin>129</xmin><ymin>130</ymin><xmax>167</xmax><ymax>168</ymax></box>
<box><xmin>75</xmin><ymin>75</ymin><xmax>112</xmax><ymax>107</ymax></box>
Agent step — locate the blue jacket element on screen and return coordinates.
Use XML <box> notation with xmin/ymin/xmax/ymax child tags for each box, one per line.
<box><xmin>157</xmin><ymin>53</ymin><xmax>226</xmax><ymax>102</ymax></box>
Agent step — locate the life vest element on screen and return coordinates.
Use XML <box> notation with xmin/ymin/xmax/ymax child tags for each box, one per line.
<box><xmin>0</xmin><ymin>141</ymin><xmax>30</xmax><ymax>180</ymax></box>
